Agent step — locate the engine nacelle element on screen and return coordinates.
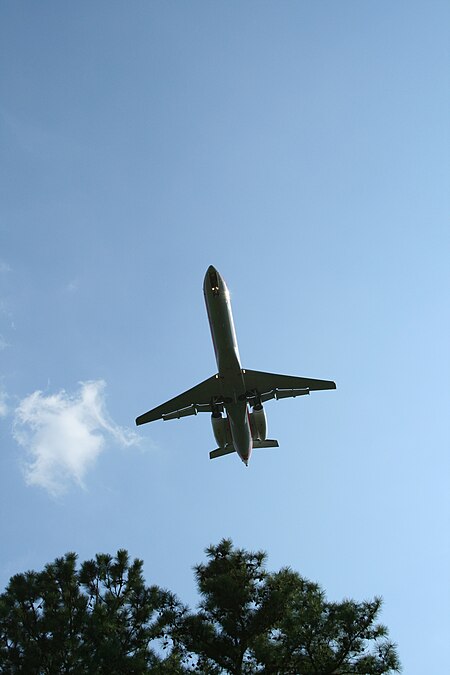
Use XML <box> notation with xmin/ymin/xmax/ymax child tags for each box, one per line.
<box><xmin>249</xmin><ymin>405</ymin><xmax>267</xmax><ymax>441</ymax></box>
<box><xmin>211</xmin><ymin>414</ymin><xmax>231</xmax><ymax>448</ymax></box>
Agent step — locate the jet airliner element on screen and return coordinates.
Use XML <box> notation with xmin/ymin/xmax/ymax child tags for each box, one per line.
<box><xmin>136</xmin><ymin>266</ymin><xmax>336</xmax><ymax>465</ymax></box>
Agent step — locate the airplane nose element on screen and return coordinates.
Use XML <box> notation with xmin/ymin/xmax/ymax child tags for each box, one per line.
<box><xmin>205</xmin><ymin>265</ymin><xmax>221</xmax><ymax>295</ymax></box>
<box><xmin>206</xmin><ymin>265</ymin><xmax>220</xmax><ymax>281</ymax></box>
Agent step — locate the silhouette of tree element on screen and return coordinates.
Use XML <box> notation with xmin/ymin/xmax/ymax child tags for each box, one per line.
<box><xmin>177</xmin><ymin>539</ymin><xmax>400</xmax><ymax>675</ymax></box>
<box><xmin>0</xmin><ymin>550</ymin><xmax>185</xmax><ymax>673</ymax></box>
<box><xmin>0</xmin><ymin>541</ymin><xmax>399</xmax><ymax>674</ymax></box>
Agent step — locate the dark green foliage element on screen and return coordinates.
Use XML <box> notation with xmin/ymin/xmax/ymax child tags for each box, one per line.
<box><xmin>0</xmin><ymin>541</ymin><xmax>400</xmax><ymax>674</ymax></box>
<box><xmin>176</xmin><ymin>539</ymin><xmax>295</xmax><ymax>674</ymax></box>
<box><xmin>177</xmin><ymin>539</ymin><xmax>400</xmax><ymax>675</ymax></box>
<box><xmin>254</xmin><ymin>575</ymin><xmax>400</xmax><ymax>674</ymax></box>
<box><xmin>0</xmin><ymin>550</ymin><xmax>185</xmax><ymax>674</ymax></box>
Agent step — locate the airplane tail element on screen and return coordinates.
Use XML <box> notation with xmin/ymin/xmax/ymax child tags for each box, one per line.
<box><xmin>210</xmin><ymin>445</ymin><xmax>235</xmax><ymax>460</ymax></box>
<box><xmin>210</xmin><ymin>439</ymin><xmax>279</xmax><ymax>460</ymax></box>
<box><xmin>252</xmin><ymin>439</ymin><xmax>279</xmax><ymax>449</ymax></box>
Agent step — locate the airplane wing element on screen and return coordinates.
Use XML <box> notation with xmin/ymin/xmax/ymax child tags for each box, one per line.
<box><xmin>136</xmin><ymin>374</ymin><xmax>221</xmax><ymax>425</ymax></box>
<box><xmin>242</xmin><ymin>369</ymin><xmax>336</xmax><ymax>399</ymax></box>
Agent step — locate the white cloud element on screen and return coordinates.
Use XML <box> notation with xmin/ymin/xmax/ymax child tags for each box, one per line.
<box><xmin>66</xmin><ymin>279</ymin><xmax>79</xmax><ymax>293</ymax></box>
<box><xmin>13</xmin><ymin>381</ymin><xmax>138</xmax><ymax>496</ymax></box>
<box><xmin>0</xmin><ymin>261</ymin><xmax>11</xmax><ymax>274</ymax></box>
<box><xmin>0</xmin><ymin>389</ymin><xmax>8</xmax><ymax>417</ymax></box>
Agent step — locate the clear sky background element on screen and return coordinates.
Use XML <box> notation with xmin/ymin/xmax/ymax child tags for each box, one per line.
<box><xmin>1</xmin><ymin>2</ymin><xmax>449</xmax><ymax>672</ymax></box>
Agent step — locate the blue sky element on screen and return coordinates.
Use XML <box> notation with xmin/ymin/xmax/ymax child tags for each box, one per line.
<box><xmin>1</xmin><ymin>2</ymin><xmax>449</xmax><ymax>671</ymax></box>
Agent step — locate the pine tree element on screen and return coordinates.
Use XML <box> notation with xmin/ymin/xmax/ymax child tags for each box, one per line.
<box><xmin>0</xmin><ymin>550</ymin><xmax>185</xmax><ymax>673</ymax></box>
<box><xmin>177</xmin><ymin>539</ymin><xmax>400</xmax><ymax>675</ymax></box>
<box><xmin>0</xmin><ymin>542</ymin><xmax>400</xmax><ymax>674</ymax></box>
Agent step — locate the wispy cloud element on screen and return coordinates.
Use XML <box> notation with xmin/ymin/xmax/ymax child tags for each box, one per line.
<box><xmin>65</xmin><ymin>279</ymin><xmax>79</xmax><ymax>293</ymax></box>
<box><xmin>0</xmin><ymin>389</ymin><xmax>8</xmax><ymax>417</ymax></box>
<box><xmin>0</xmin><ymin>261</ymin><xmax>11</xmax><ymax>274</ymax></box>
<box><xmin>0</xmin><ymin>296</ymin><xmax>15</xmax><ymax>333</ymax></box>
<box><xmin>13</xmin><ymin>381</ymin><xmax>138</xmax><ymax>497</ymax></box>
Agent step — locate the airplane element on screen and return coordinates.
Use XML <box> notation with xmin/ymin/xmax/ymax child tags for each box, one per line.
<box><xmin>136</xmin><ymin>266</ymin><xmax>336</xmax><ymax>466</ymax></box>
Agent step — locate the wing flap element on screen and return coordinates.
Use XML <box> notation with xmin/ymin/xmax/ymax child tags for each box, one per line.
<box><xmin>243</xmin><ymin>369</ymin><xmax>336</xmax><ymax>395</ymax></box>
<box><xmin>136</xmin><ymin>374</ymin><xmax>220</xmax><ymax>425</ymax></box>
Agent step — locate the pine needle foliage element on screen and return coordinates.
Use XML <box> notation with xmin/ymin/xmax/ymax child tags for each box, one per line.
<box><xmin>0</xmin><ymin>541</ymin><xmax>400</xmax><ymax>674</ymax></box>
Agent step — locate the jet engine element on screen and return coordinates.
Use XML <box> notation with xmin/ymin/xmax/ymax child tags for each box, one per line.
<box><xmin>211</xmin><ymin>413</ymin><xmax>231</xmax><ymax>448</ymax></box>
<box><xmin>249</xmin><ymin>405</ymin><xmax>267</xmax><ymax>441</ymax></box>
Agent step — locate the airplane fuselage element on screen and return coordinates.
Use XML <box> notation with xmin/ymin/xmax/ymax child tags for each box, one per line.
<box><xmin>203</xmin><ymin>266</ymin><xmax>252</xmax><ymax>464</ymax></box>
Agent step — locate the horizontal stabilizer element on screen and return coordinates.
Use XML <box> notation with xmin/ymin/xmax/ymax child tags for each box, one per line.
<box><xmin>210</xmin><ymin>445</ymin><xmax>236</xmax><ymax>460</ymax></box>
<box><xmin>252</xmin><ymin>439</ymin><xmax>279</xmax><ymax>449</ymax></box>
